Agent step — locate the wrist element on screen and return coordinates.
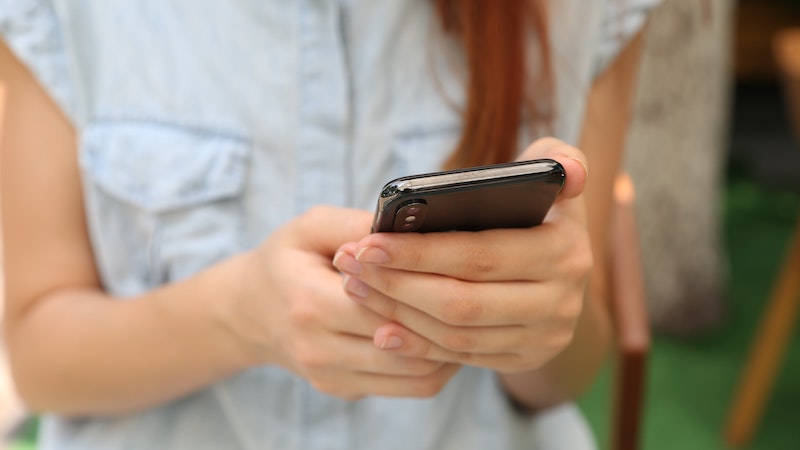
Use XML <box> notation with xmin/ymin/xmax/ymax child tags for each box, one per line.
<box><xmin>211</xmin><ymin>250</ymin><xmax>280</xmax><ymax>370</ymax></box>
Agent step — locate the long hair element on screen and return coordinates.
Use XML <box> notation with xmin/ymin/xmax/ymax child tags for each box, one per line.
<box><xmin>434</xmin><ymin>0</ymin><xmax>553</xmax><ymax>168</ymax></box>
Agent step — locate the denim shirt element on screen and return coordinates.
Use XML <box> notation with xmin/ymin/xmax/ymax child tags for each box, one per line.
<box><xmin>1</xmin><ymin>1</ymin><xmax>658</xmax><ymax>448</ymax></box>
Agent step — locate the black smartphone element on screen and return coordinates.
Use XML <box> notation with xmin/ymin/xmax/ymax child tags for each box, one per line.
<box><xmin>371</xmin><ymin>158</ymin><xmax>565</xmax><ymax>233</ymax></box>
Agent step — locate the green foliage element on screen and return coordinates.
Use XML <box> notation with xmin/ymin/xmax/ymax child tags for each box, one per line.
<box><xmin>580</xmin><ymin>174</ymin><xmax>800</xmax><ymax>450</ymax></box>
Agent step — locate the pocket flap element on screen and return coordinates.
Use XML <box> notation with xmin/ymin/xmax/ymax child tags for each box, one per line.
<box><xmin>80</xmin><ymin>121</ymin><xmax>250</xmax><ymax>213</ymax></box>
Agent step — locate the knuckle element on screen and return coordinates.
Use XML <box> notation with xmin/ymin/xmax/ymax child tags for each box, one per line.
<box><xmin>547</xmin><ymin>224</ymin><xmax>570</xmax><ymax>253</ymax></box>
<box><xmin>412</xmin><ymin>376</ymin><xmax>447</xmax><ymax>398</ymax></box>
<box><xmin>405</xmin><ymin>242</ymin><xmax>424</xmax><ymax>270</ymax></box>
<box><xmin>287</xmin><ymin>298</ymin><xmax>321</xmax><ymax>328</ymax></box>
<box><xmin>406</xmin><ymin>359</ymin><xmax>443</xmax><ymax>376</ymax></box>
<box><xmin>453</xmin><ymin>351</ymin><xmax>474</xmax><ymax>365</ymax></box>
<box><xmin>374</xmin><ymin>269</ymin><xmax>397</xmax><ymax>299</ymax></box>
<box><xmin>371</xmin><ymin>296</ymin><xmax>401</xmax><ymax>322</ymax></box>
<box><xmin>558</xmin><ymin>228</ymin><xmax>593</xmax><ymax>279</ymax></box>
<box><xmin>398</xmin><ymin>334</ymin><xmax>434</xmax><ymax>359</ymax></box>
<box><xmin>460</xmin><ymin>244</ymin><xmax>498</xmax><ymax>278</ymax></box>
<box><xmin>441</xmin><ymin>331</ymin><xmax>477</xmax><ymax>352</ymax></box>
<box><xmin>571</xmin><ymin>235</ymin><xmax>594</xmax><ymax>276</ymax></box>
<box><xmin>440</xmin><ymin>286</ymin><xmax>483</xmax><ymax>326</ymax></box>
<box><xmin>293</xmin><ymin>344</ymin><xmax>330</xmax><ymax>370</ymax></box>
<box><xmin>303</xmin><ymin>205</ymin><xmax>332</xmax><ymax>223</ymax></box>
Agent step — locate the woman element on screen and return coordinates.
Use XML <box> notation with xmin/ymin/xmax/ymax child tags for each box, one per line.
<box><xmin>0</xmin><ymin>1</ymin><xmax>657</xmax><ymax>448</ymax></box>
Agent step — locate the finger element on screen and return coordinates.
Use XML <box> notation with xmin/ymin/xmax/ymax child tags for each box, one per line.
<box><xmin>342</xmin><ymin>267</ymin><xmax>568</xmax><ymax>327</ymax></box>
<box><xmin>311</xmin><ymin>265</ymin><xmax>393</xmax><ymax>337</ymax></box>
<box><xmin>333</xmin><ymin>242</ymin><xmax>362</xmax><ymax>275</ymax></box>
<box><xmin>346</xmin><ymin>140</ymin><xmax>592</xmax><ymax>283</ymax></box>
<box><xmin>372</xmin><ymin>323</ymin><xmax>525</xmax><ymax>370</ymax></box>
<box><xmin>342</xmin><ymin>272</ymin><xmax>574</xmax><ymax>357</ymax></box>
<box><xmin>315</xmin><ymin>333</ymin><xmax>445</xmax><ymax>377</ymax></box>
<box><xmin>362</xmin><ymin>298</ymin><xmax>533</xmax><ymax>356</ymax></box>
<box><xmin>333</xmin><ymin>363</ymin><xmax>462</xmax><ymax>399</ymax></box>
<box><xmin>292</xmin><ymin>206</ymin><xmax>373</xmax><ymax>256</ymax></box>
<box><xmin>519</xmin><ymin>139</ymin><xmax>589</xmax><ymax>229</ymax></box>
<box><xmin>373</xmin><ymin>323</ymin><xmax>562</xmax><ymax>373</ymax></box>
<box><xmin>343</xmin><ymin>222</ymin><xmax>588</xmax><ymax>282</ymax></box>
<box><xmin>516</xmin><ymin>137</ymin><xmax>588</xmax><ymax>201</ymax></box>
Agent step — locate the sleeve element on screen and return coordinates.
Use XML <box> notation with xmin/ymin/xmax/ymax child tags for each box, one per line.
<box><xmin>0</xmin><ymin>0</ymin><xmax>78</xmax><ymax>122</ymax></box>
<box><xmin>592</xmin><ymin>0</ymin><xmax>662</xmax><ymax>77</ymax></box>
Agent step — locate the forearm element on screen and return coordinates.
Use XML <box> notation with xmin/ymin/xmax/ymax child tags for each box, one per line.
<box><xmin>498</xmin><ymin>293</ymin><xmax>611</xmax><ymax>411</ymax></box>
<box><xmin>6</xmin><ymin>253</ymin><xmax>254</xmax><ymax>417</ymax></box>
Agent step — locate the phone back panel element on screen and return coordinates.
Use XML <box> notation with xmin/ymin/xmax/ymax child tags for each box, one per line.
<box><xmin>372</xmin><ymin>160</ymin><xmax>565</xmax><ymax>233</ymax></box>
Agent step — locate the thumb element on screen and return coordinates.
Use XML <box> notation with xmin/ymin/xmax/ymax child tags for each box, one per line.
<box><xmin>291</xmin><ymin>205</ymin><xmax>374</xmax><ymax>256</ymax></box>
<box><xmin>516</xmin><ymin>137</ymin><xmax>588</xmax><ymax>200</ymax></box>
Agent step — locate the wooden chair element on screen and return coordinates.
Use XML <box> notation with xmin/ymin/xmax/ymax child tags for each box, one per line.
<box><xmin>607</xmin><ymin>173</ymin><xmax>651</xmax><ymax>450</ymax></box>
<box><xmin>724</xmin><ymin>219</ymin><xmax>800</xmax><ymax>447</ymax></box>
<box><xmin>723</xmin><ymin>28</ymin><xmax>800</xmax><ymax>448</ymax></box>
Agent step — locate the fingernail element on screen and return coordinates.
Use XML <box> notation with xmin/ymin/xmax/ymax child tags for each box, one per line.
<box><xmin>343</xmin><ymin>275</ymin><xmax>369</xmax><ymax>298</ymax></box>
<box><xmin>356</xmin><ymin>246</ymin><xmax>389</xmax><ymax>264</ymax></box>
<box><xmin>333</xmin><ymin>251</ymin><xmax>363</xmax><ymax>275</ymax></box>
<box><xmin>566</xmin><ymin>155</ymin><xmax>589</xmax><ymax>179</ymax></box>
<box><xmin>379</xmin><ymin>335</ymin><xmax>404</xmax><ymax>350</ymax></box>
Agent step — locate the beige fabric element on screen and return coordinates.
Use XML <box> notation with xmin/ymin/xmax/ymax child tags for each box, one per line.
<box><xmin>624</xmin><ymin>0</ymin><xmax>734</xmax><ymax>334</ymax></box>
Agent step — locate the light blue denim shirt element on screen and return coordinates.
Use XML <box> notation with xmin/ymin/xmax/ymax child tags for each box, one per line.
<box><xmin>1</xmin><ymin>1</ymin><xmax>658</xmax><ymax>448</ymax></box>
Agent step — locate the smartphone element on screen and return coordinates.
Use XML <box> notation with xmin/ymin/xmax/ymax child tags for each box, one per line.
<box><xmin>371</xmin><ymin>158</ymin><xmax>565</xmax><ymax>233</ymax></box>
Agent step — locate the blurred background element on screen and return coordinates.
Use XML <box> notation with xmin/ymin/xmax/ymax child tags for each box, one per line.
<box><xmin>2</xmin><ymin>0</ymin><xmax>800</xmax><ymax>449</ymax></box>
<box><xmin>581</xmin><ymin>0</ymin><xmax>800</xmax><ymax>449</ymax></box>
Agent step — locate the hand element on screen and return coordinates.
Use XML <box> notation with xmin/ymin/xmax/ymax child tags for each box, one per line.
<box><xmin>224</xmin><ymin>206</ymin><xmax>460</xmax><ymax>400</ymax></box>
<box><xmin>333</xmin><ymin>138</ymin><xmax>592</xmax><ymax>374</ymax></box>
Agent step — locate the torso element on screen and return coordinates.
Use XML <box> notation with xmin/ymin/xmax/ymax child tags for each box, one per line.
<box><xmin>1</xmin><ymin>0</ymin><xmax>656</xmax><ymax>447</ymax></box>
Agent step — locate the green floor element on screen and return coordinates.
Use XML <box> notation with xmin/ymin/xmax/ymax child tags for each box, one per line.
<box><xmin>9</xmin><ymin>173</ymin><xmax>800</xmax><ymax>450</ymax></box>
<box><xmin>580</xmin><ymin>173</ymin><xmax>800</xmax><ymax>450</ymax></box>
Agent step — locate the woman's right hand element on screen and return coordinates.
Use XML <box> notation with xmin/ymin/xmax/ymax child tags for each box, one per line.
<box><xmin>224</xmin><ymin>205</ymin><xmax>460</xmax><ymax>400</ymax></box>
<box><xmin>0</xmin><ymin>39</ymin><xmax>456</xmax><ymax>413</ymax></box>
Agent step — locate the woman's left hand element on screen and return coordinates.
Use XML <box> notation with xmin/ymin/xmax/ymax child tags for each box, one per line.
<box><xmin>333</xmin><ymin>138</ymin><xmax>594</xmax><ymax>374</ymax></box>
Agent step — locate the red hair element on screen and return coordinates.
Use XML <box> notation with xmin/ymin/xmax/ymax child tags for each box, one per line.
<box><xmin>435</xmin><ymin>0</ymin><xmax>553</xmax><ymax>168</ymax></box>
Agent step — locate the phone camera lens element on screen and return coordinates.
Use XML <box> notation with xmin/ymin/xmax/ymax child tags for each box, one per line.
<box><xmin>393</xmin><ymin>200</ymin><xmax>428</xmax><ymax>232</ymax></box>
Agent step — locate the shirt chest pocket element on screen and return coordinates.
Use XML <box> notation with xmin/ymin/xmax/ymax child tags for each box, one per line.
<box><xmin>79</xmin><ymin>121</ymin><xmax>251</xmax><ymax>295</ymax></box>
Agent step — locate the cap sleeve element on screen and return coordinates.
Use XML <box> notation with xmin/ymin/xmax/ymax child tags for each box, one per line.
<box><xmin>1</xmin><ymin>0</ymin><xmax>78</xmax><ymax>122</ymax></box>
<box><xmin>593</xmin><ymin>0</ymin><xmax>662</xmax><ymax>77</ymax></box>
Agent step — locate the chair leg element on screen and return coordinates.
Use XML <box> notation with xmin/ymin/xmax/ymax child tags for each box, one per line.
<box><xmin>723</xmin><ymin>215</ymin><xmax>800</xmax><ymax>447</ymax></box>
<box><xmin>609</xmin><ymin>173</ymin><xmax>650</xmax><ymax>450</ymax></box>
